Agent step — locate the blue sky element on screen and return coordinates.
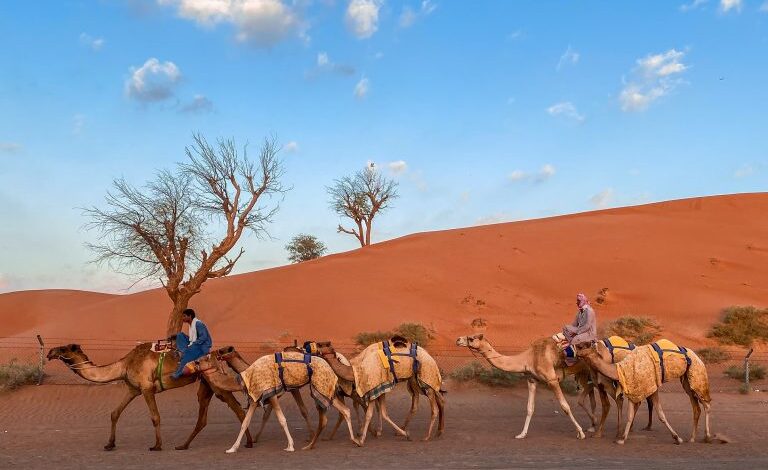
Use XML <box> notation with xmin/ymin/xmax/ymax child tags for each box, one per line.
<box><xmin>1</xmin><ymin>0</ymin><xmax>767</xmax><ymax>293</ymax></box>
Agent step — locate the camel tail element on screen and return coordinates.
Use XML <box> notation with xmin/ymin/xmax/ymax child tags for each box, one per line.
<box><xmin>686</xmin><ymin>351</ymin><xmax>712</xmax><ymax>403</ymax></box>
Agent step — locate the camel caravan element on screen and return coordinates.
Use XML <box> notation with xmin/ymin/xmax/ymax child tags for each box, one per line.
<box><xmin>46</xmin><ymin>294</ymin><xmax>726</xmax><ymax>454</ymax></box>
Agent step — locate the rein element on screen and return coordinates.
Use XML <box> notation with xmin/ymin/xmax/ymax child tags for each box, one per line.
<box><xmin>59</xmin><ymin>356</ymin><xmax>98</xmax><ymax>370</ymax></box>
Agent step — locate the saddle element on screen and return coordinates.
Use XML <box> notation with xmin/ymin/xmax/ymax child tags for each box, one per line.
<box><xmin>552</xmin><ymin>333</ymin><xmax>576</xmax><ymax>363</ymax></box>
<box><xmin>150</xmin><ymin>338</ymin><xmax>177</xmax><ymax>353</ymax></box>
<box><xmin>274</xmin><ymin>352</ymin><xmax>313</xmax><ymax>392</ymax></box>
<box><xmin>378</xmin><ymin>340</ymin><xmax>420</xmax><ymax>384</ymax></box>
<box><xmin>650</xmin><ymin>339</ymin><xmax>692</xmax><ymax>383</ymax></box>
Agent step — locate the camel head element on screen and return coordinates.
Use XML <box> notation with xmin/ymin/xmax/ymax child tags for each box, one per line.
<box><xmin>573</xmin><ymin>341</ymin><xmax>598</xmax><ymax>358</ymax></box>
<box><xmin>315</xmin><ymin>340</ymin><xmax>336</xmax><ymax>357</ymax></box>
<box><xmin>456</xmin><ymin>333</ymin><xmax>484</xmax><ymax>349</ymax></box>
<box><xmin>46</xmin><ymin>344</ymin><xmax>84</xmax><ymax>362</ymax></box>
<box><xmin>215</xmin><ymin>346</ymin><xmax>242</xmax><ymax>363</ymax></box>
<box><xmin>390</xmin><ymin>335</ymin><xmax>408</xmax><ymax>348</ymax></box>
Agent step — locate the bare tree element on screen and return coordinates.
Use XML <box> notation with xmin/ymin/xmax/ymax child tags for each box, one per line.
<box><xmin>84</xmin><ymin>134</ymin><xmax>287</xmax><ymax>335</ymax></box>
<box><xmin>285</xmin><ymin>234</ymin><xmax>328</xmax><ymax>263</ymax></box>
<box><xmin>327</xmin><ymin>164</ymin><xmax>398</xmax><ymax>247</ymax></box>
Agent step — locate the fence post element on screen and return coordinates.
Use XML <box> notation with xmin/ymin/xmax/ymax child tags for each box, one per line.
<box><xmin>744</xmin><ymin>348</ymin><xmax>754</xmax><ymax>393</ymax></box>
<box><xmin>37</xmin><ymin>335</ymin><xmax>44</xmax><ymax>385</ymax></box>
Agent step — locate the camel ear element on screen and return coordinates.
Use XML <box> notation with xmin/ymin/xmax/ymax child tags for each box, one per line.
<box><xmin>476</xmin><ymin>334</ymin><xmax>484</xmax><ymax>340</ymax></box>
<box><xmin>70</xmin><ymin>344</ymin><xmax>80</xmax><ymax>352</ymax></box>
<box><xmin>227</xmin><ymin>346</ymin><xmax>235</xmax><ymax>353</ymax></box>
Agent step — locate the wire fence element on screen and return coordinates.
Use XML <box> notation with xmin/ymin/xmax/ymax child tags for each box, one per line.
<box><xmin>1</xmin><ymin>336</ymin><xmax>765</xmax><ymax>393</ymax></box>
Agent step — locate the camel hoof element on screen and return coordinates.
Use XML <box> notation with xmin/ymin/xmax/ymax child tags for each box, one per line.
<box><xmin>174</xmin><ymin>445</ymin><xmax>189</xmax><ymax>451</ymax></box>
<box><xmin>593</xmin><ymin>432</ymin><xmax>603</xmax><ymax>439</ymax></box>
<box><xmin>577</xmin><ymin>431</ymin><xmax>586</xmax><ymax>440</ymax></box>
<box><xmin>103</xmin><ymin>444</ymin><xmax>116</xmax><ymax>451</ymax></box>
<box><xmin>353</xmin><ymin>438</ymin><xmax>363</xmax><ymax>447</ymax></box>
<box><xmin>301</xmin><ymin>444</ymin><xmax>314</xmax><ymax>451</ymax></box>
<box><xmin>284</xmin><ymin>447</ymin><xmax>295</xmax><ymax>452</ymax></box>
<box><xmin>404</xmin><ymin>432</ymin><xmax>411</xmax><ymax>441</ymax></box>
<box><xmin>149</xmin><ymin>446</ymin><xmax>162</xmax><ymax>451</ymax></box>
<box><xmin>225</xmin><ymin>448</ymin><xmax>237</xmax><ymax>454</ymax></box>
<box><xmin>643</xmin><ymin>426</ymin><xmax>653</xmax><ymax>431</ymax></box>
<box><xmin>244</xmin><ymin>441</ymin><xmax>253</xmax><ymax>448</ymax></box>
<box><xmin>674</xmin><ymin>436</ymin><xmax>683</xmax><ymax>445</ymax></box>
<box><xmin>373</xmin><ymin>430</ymin><xmax>382</xmax><ymax>438</ymax></box>
<box><xmin>587</xmin><ymin>426</ymin><xmax>596</xmax><ymax>433</ymax></box>
<box><xmin>614</xmin><ymin>440</ymin><xmax>625</xmax><ymax>445</ymax></box>
<box><xmin>515</xmin><ymin>433</ymin><xmax>527</xmax><ymax>439</ymax></box>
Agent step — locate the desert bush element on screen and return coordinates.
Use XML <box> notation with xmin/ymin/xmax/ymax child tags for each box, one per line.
<box><xmin>600</xmin><ymin>316</ymin><xmax>662</xmax><ymax>345</ymax></box>
<box><xmin>696</xmin><ymin>347</ymin><xmax>731</xmax><ymax>364</ymax></box>
<box><xmin>0</xmin><ymin>360</ymin><xmax>42</xmax><ymax>391</ymax></box>
<box><xmin>449</xmin><ymin>361</ymin><xmax>524</xmax><ymax>387</ymax></box>
<box><xmin>708</xmin><ymin>306</ymin><xmax>768</xmax><ymax>347</ymax></box>
<box><xmin>285</xmin><ymin>234</ymin><xmax>327</xmax><ymax>263</ymax></box>
<box><xmin>355</xmin><ymin>322</ymin><xmax>434</xmax><ymax>347</ymax></box>
<box><xmin>724</xmin><ymin>364</ymin><xmax>766</xmax><ymax>381</ymax></box>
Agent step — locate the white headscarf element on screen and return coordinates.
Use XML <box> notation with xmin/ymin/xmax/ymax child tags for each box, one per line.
<box><xmin>189</xmin><ymin>318</ymin><xmax>200</xmax><ymax>344</ymax></box>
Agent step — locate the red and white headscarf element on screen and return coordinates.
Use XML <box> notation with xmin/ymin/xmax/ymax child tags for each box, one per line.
<box><xmin>576</xmin><ymin>293</ymin><xmax>589</xmax><ymax>309</ymax></box>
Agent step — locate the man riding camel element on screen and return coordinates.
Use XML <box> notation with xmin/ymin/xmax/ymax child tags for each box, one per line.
<box><xmin>563</xmin><ymin>293</ymin><xmax>597</xmax><ymax>347</ymax></box>
<box><xmin>171</xmin><ymin>308</ymin><xmax>213</xmax><ymax>380</ymax></box>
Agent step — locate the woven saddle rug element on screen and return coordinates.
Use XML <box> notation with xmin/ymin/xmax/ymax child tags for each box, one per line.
<box><xmin>615</xmin><ymin>340</ymin><xmax>692</xmax><ymax>403</ymax></box>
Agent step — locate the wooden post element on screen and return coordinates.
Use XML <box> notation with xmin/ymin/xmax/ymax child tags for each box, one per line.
<box><xmin>744</xmin><ymin>348</ymin><xmax>754</xmax><ymax>393</ymax></box>
<box><xmin>36</xmin><ymin>335</ymin><xmax>44</xmax><ymax>385</ymax></box>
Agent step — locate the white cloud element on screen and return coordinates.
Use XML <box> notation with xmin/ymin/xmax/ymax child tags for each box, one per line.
<box><xmin>680</xmin><ymin>0</ymin><xmax>707</xmax><ymax>11</ymax></box>
<box><xmin>761</xmin><ymin>1</ymin><xmax>768</xmax><ymax>12</ymax></box>
<box><xmin>508</xmin><ymin>164</ymin><xmax>556</xmax><ymax>183</ymax></box>
<box><xmin>180</xmin><ymin>94</ymin><xmax>213</xmax><ymax>113</ymax></box>
<box><xmin>158</xmin><ymin>0</ymin><xmax>304</xmax><ymax>47</ymax></box>
<box><xmin>79</xmin><ymin>32</ymin><xmax>105</xmax><ymax>51</ymax></box>
<box><xmin>399</xmin><ymin>1</ymin><xmax>437</xmax><ymax>28</ymax></box>
<box><xmin>0</xmin><ymin>142</ymin><xmax>22</xmax><ymax>154</ymax></box>
<box><xmin>387</xmin><ymin>160</ymin><xmax>407</xmax><ymax>174</ymax></box>
<box><xmin>547</xmin><ymin>101</ymin><xmax>585</xmax><ymax>122</ymax></box>
<box><xmin>556</xmin><ymin>45</ymin><xmax>579</xmax><ymax>71</ymax></box>
<box><xmin>507</xmin><ymin>30</ymin><xmax>524</xmax><ymax>41</ymax></box>
<box><xmin>354</xmin><ymin>77</ymin><xmax>370</xmax><ymax>99</ymax></box>
<box><xmin>590</xmin><ymin>188</ymin><xmax>614</xmax><ymax>208</ymax></box>
<box><xmin>311</xmin><ymin>52</ymin><xmax>355</xmax><ymax>77</ymax></box>
<box><xmin>125</xmin><ymin>58</ymin><xmax>182</xmax><ymax>102</ymax></box>
<box><xmin>734</xmin><ymin>164</ymin><xmax>754</xmax><ymax>178</ymax></box>
<box><xmin>72</xmin><ymin>114</ymin><xmax>86</xmax><ymax>134</ymax></box>
<box><xmin>720</xmin><ymin>0</ymin><xmax>742</xmax><ymax>12</ymax></box>
<box><xmin>620</xmin><ymin>49</ymin><xmax>688</xmax><ymax>112</ymax></box>
<box><xmin>345</xmin><ymin>0</ymin><xmax>381</xmax><ymax>39</ymax></box>
<box><xmin>284</xmin><ymin>141</ymin><xmax>299</xmax><ymax>152</ymax></box>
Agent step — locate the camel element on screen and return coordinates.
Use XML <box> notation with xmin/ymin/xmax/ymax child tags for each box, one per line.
<box><xmin>46</xmin><ymin>342</ymin><xmax>253</xmax><ymax>451</ymax></box>
<box><xmin>455</xmin><ymin>334</ymin><xmax>595</xmax><ymax>440</ymax></box>
<box><xmin>315</xmin><ymin>339</ymin><xmax>445</xmax><ymax>444</ymax></box>
<box><xmin>574</xmin><ymin>339</ymin><xmax>716</xmax><ymax>445</ymax></box>
<box><xmin>589</xmin><ymin>338</ymin><xmax>654</xmax><ymax>438</ymax></box>
<box><xmin>194</xmin><ymin>351</ymin><xmax>362</xmax><ymax>453</ymax></box>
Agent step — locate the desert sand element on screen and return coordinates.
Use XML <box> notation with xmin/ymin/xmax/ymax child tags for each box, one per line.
<box><xmin>1</xmin><ymin>193</ymin><xmax>766</xmax><ymax>347</ymax></box>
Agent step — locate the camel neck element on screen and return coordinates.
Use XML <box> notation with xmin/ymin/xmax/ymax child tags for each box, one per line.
<box><xmin>323</xmin><ymin>353</ymin><xmax>355</xmax><ymax>382</ymax></box>
<box><xmin>67</xmin><ymin>353</ymin><xmax>126</xmax><ymax>383</ymax></box>
<box><xmin>581</xmin><ymin>350</ymin><xmax>619</xmax><ymax>380</ymax></box>
<box><xmin>225</xmin><ymin>355</ymin><xmax>250</xmax><ymax>374</ymax></box>
<box><xmin>202</xmin><ymin>368</ymin><xmax>243</xmax><ymax>392</ymax></box>
<box><xmin>476</xmin><ymin>342</ymin><xmax>529</xmax><ymax>373</ymax></box>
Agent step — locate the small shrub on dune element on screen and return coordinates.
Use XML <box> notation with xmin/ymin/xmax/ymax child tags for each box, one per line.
<box><xmin>708</xmin><ymin>306</ymin><xmax>768</xmax><ymax>347</ymax></box>
<box><xmin>0</xmin><ymin>360</ymin><xmax>42</xmax><ymax>391</ymax></box>
<box><xmin>355</xmin><ymin>330</ymin><xmax>393</xmax><ymax>347</ymax></box>
<box><xmin>600</xmin><ymin>316</ymin><xmax>662</xmax><ymax>345</ymax></box>
<box><xmin>449</xmin><ymin>361</ymin><xmax>524</xmax><ymax>387</ymax></box>
<box><xmin>724</xmin><ymin>364</ymin><xmax>766</xmax><ymax>381</ymax></box>
<box><xmin>696</xmin><ymin>347</ymin><xmax>731</xmax><ymax>364</ymax></box>
<box><xmin>354</xmin><ymin>322</ymin><xmax>434</xmax><ymax>347</ymax></box>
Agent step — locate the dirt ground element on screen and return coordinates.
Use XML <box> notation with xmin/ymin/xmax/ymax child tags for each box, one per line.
<box><xmin>1</xmin><ymin>381</ymin><xmax>766</xmax><ymax>469</ymax></box>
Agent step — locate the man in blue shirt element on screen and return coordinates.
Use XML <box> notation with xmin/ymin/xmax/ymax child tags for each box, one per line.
<box><xmin>171</xmin><ymin>308</ymin><xmax>213</xmax><ymax>380</ymax></box>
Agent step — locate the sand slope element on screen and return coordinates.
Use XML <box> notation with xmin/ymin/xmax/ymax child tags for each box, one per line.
<box><xmin>1</xmin><ymin>193</ymin><xmax>767</xmax><ymax>347</ymax></box>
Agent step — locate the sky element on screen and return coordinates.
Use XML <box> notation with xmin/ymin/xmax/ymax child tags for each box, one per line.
<box><xmin>1</xmin><ymin>0</ymin><xmax>767</xmax><ymax>294</ymax></box>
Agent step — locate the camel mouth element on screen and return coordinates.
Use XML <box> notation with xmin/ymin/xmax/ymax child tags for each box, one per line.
<box><xmin>455</xmin><ymin>337</ymin><xmax>467</xmax><ymax>347</ymax></box>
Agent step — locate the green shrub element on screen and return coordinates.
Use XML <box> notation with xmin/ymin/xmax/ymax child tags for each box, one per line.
<box><xmin>708</xmin><ymin>306</ymin><xmax>768</xmax><ymax>347</ymax></box>
<box><xmin>696</xmin><ymin>347</ymin><xmax>730</xmax><ymax>364</ymax></box>
<box><xmin>0</xmin><ymin>359</ymin><xmax>42</xmax><ymax>391</ymax></box>
<box><xmin>601</xmin><ymin>316</ymin><xmax>662</xmax><ymax>345</ymax></box>
<box><xmin>355</xmin><ymin>322</ymin><xmax>434</xmax><ymax>347</ymax></box>
<box><xmin>449</xmin><ymin>361</ymin><xmax>524</xmax><ymax>387</ymax></box>
<box><xmin>724</xmin><ymin>364</ymin><xmax>766</xmax><ymax>381</ymax></box>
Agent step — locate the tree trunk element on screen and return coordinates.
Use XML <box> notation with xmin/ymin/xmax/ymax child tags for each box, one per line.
<box><xmin>363</xmin><ymin>218</ymin><xmax>372</xmax><ymax>246</ymax></box>
<box><xmin>166</xmin><ymin>297</ymin><xmax>191</xmax><ymax>337</ymax></box>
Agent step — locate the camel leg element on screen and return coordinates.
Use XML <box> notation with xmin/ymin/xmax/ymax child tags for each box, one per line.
<box><xmin>401</xmin><ymin>380</ymin><xmax>419</xmax><ymax>431</ymax></box>
<box><xmin>374</xmin><ymin>399</ymin><xmax>383</xmax><ymax>437</ymax></box>
<box><xmin>650</xmin><ymin>393</ymin><xmax>683</xmax><ymax>445</ymax></box>
<box><xmin>141</xmin><ymin>390</ymin><xmax>163</xmax><ymax>451</ymax></box>
<box><xmin>325</xmin><ymin>395</ymin><xmax>345</xmax><ymax>441</ymax></box>
<box><xmin>682</xmin><ymin>379</ymin><xmax>700</xmax><ymax>442</ymax></box>
<box><xmin>643</xmin><ymin>396</ymin><xmax>653</xmax><ymax>430</ymax></box>
<box><xmin>379</xmin><ymin>394</ymin><xmax>409</xmax><ymax>439</ymax></box>
<box><xmin>435</xmin><ymin>389</ymin><xmax>445</xmax><ymax>438</ymax></box>
<box><xmin>217</xmin><ymin>391</ymin><xmax>254</xmax><ymax>448</ymax></box>
<box><xmin>104</xmin><ymin>386</ymin><xmax>140</xmax><ymax>451</ymax></box>
<box><xmin>225</xmin><ymin>403</ymin><xmax>255</xmax><ymax>453</ymax></box>
<box><xmin>702</xmin><ymin>401</ymin><xmax>713</xmax><ymax>443</ymax></box>
<box><xmin>302</xmin><ymin>405</ymin><xmax>327</xmax><ymax>451</ymax></box>
<box><xmin>330</xmin><ymin>396</ymin><xmax>362</xmax><ymax>447</ymax></box>
<box><xmin>290</xmin><ymin>389</ymin><xmax>314</xmax><ymax>443</ymax></box>
<box><xmin>548</xmin><ymin>380</ymin><xmax>585</xmax><ymax>440</ymax></box>
<box><xmin>593</xmin><ymin>385</ymin><xmax>610</xmax><ymax>438</ymax></box>
<box><xmin>269</xmin><ymin>396</ymin><xmax>295</xmax><ymax>452</ymax></box>
<box><xmin>253</xmin><ymin>404</ymin><xmax>273</xmax><ymax>443</ymax></box>
<box><xmin>422</xmin><ymin>389</ymin><xmax>439</xmax><ymax>441</ymax></box>
<box><xmin>358</xmin><ymin>400</ymin><xmax>376</xmax><ymax>445</ymax></box>
<box><xmin>577</xmin><ymin>380</ymin><xmax>597</xmax><ymax>433</ymax></box>
<box><xmin>616</xmin><ymin>400</ymin><xmax>639</xmax><ymax>444</ymax></box>
<box><xmin>615</xmin><ymin>393</ymin><xmax>624</xmax><ymax>439</ymax></box>
<box><xmin>516</xmin><ymin>378</ymin><xmax>536</xmax><ymax>439</ymax></box>
<box><xmin>175</xmin><ymin>381</ymin><xmax>214</xmax><ymax>450</ymax></box>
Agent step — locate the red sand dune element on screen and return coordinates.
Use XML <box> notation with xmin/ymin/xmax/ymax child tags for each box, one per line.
<box><xmin>1</xmin><ymin>193</ymin><xmax>767</xmax><ymax>348</ymax></box>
